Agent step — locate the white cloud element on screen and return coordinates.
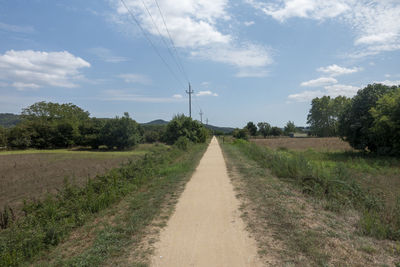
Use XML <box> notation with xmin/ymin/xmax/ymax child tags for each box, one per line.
<box><xmin>248</xmin><ymin>0</ymin><xmax>400</xmax><ymax>56</ymax></box>
<box><xmin>196</xmin><ymin>90</ymin><xmax>218</xmax><ymax>97</ymax></box>
<box><xmin>192</xmin><ymin>43</ymin><xmax>272</xmax><ymax>68</ymax></box>
<box><xmin>173</xmin><ymin>94</ymin><xmax>183</xmax><ymax>98</ymax></box>
<box><xmin>118</xmin><ymin>73</ymin><xmax>151</xmax><ymax>84</ymax></box>
<box><xmin>375</xmin><ymin>80</ymin><xmax>400</xmax><ymax>86</ymax></box>
<box><xmin>113</xmin><ymin>0</ymin><xmax>231</xmax><ymax>48</ymax></box>
<box><xmin>289</xmin><ymin>83</ymin><xmax>360</xmax><ymax>102</ymax></box>
<box><xmin>89</xmin><ymin>47</ymin><xmax>128</xmax><ymax>63</ymax></box>
<box><xmin>324</xmin><ymin>84</ymin><xmax>359</xmax><ymax>97</ymax></box>
<box><xmin>102</xmin><ymin>89</ymin><xmax>184</xmax><ymax>103</ymax></box>
<box><xmin>111</xmin><ymin>0</ymin><xmax>273</xmax><ymax>74</ymax></box>
<box><xmin>300</xmin><ymin>77</ymin><xmax>337</xmax><ymax>87</ymax></box>
<box><xmin>0</xmin><ymin>50</ymin><xmax>90</xmax><ymax>89</ymax></box>
<box><xmin>244</xmin><ymin>21</ymin><xmax>255</xmax><ymax>26</ymax></box>
<box><xmin>317</xmin><ymin>64</ymin><xmax>361</xmax><ymax>77</ymax></box>
<box><xmin>0</xmin><ymin>22</ymin><xmax>35</xmax><ymax>34</ymax></box>
<box><xmin>288</xmin><ymin>90</ymin><xmax>324</xmax><ymax>102</ymax></box>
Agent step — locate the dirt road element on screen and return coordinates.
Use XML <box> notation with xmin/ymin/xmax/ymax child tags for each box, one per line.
<box><xmin>150</xmin><ymin>137</ymin><xmax>261</xmax><ymax>266</ymax></box>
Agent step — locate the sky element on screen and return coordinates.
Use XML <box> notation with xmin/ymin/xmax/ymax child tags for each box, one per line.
<box><xmin>0</xmin><ymin>0</ymin><xmax>399</xmax><ymax>128</ymax></box>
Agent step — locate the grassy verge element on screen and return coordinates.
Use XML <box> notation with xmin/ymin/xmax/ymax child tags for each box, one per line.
<box><xmin>227</xmin><ymin>139</ymin><xmax>400</xmax><ymax>241</ymax></box>
<box><xmin>0</xmin><ymin>141</ymin><xmax>208</xmax><ymax>266</ymax></box>
<box><xmin>220</xmin><ymin>139</ymin><xmax>400</xmax><ymax>266</ymax></box>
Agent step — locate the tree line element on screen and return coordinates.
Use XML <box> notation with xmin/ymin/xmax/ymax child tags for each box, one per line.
<box><xmin>232</xmin><ymin>120</ymin><xmax>303</xmax><ymax>140</ymax></box>
<box><xmin>307</xmin><ymin>83</ymin><xmax>400</xmax><ymax>155</ymax></box>
<box><xmin>0</xmin><ymin>102</ymin><xmax>208</xmax><ymax>150</ymax></box>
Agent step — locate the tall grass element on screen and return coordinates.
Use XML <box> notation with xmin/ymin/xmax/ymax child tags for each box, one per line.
<box><xmin>229</xmin><ymin>139</ymin><xmax>400</xmax><ymax>241</ymax></box>
<box><xmin>0</xmin><ymin>143</ymin><xmax>204</xmax><ymax>266</ymax></box>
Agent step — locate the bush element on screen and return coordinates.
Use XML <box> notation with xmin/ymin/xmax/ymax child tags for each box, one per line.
<box><xmin>232</xmin><ymin>128</ymin><xmax>249</xmax><ymax>140</ymax></box>
<box><xmin>100</xmin><ymin>113</ymin><xmax>142</xmax><ymax>149</ymax></box>
<box><xmin>174</xmin><ymin>136</ymin><xmax>190</xmax><ymax>150</ymax></box>
<box><xmin>163</xmin><ymin>114</ymin><xmax>207</xmax><ymax>144</ymax></box>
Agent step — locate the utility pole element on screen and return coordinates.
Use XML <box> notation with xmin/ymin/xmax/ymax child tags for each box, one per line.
<box><xmin>186</xmin><ymin>83</ymin><xmax>194</xmax><ymax>118</ymax></box>
<box><xmin>199</xmin><ymin>110</ymin><xmax>203</xmax><ymax>123</ymax></box>
<box><xmin>206</xmin><ymin>118</ymin><xmax>208</xmax><ymax>125</ymax></box>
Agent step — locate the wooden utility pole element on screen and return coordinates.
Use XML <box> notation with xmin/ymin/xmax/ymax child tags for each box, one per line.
<box><xmin>186</xmin><ymin>83</ymin><xmax>194</xmax><ymax>118</ymax></box>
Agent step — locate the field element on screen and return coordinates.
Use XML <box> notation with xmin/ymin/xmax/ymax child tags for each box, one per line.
<box><xmin>251</xmin><ymin>137</ymin><xmax>353</xmax><ymax>151</ymax></box>
<box><xmin>0</xmin><ymin>147</ymin><xmax>150</xmax><ymax>214</ymax></box>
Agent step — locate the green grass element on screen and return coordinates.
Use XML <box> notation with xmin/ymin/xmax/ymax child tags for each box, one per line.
<box><xmin>225</xmin><ymin>139</ymin><xmax>400</xmax><ymax>241</ymax></box>
<box><xmin>0</xmin><ymin>141</ymin><xmax>208</xmax><ymax>266</ymax></box>
<box><xmin>220</xmin><ymin>139</ymin><xmax>332</xmax><ymax>265</ymax></box>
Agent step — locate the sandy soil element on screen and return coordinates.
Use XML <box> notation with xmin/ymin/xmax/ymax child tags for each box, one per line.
<box><xmin>150</xmin><ymin>137</ymin><xmax>261</xmax><ymax>267</ymax></box>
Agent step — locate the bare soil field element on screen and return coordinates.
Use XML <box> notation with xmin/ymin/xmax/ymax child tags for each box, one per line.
<box><xmin>251</xmin><ymin>137</ymin><xmax>353</xmax><ymax>151</ymax></box>
<box><xmin>0</xmin><ymin>149</ymin><xmax>148</xmax><ymax>213</ymax></box>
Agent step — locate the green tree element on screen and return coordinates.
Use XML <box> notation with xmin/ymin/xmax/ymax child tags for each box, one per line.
<box><xmin>7</xmin><ymin>125</ymin><xmax>31</xmax><ymax>149</ymax></box>
<box><xmin>77</xmin><ymin>118</ymin><xmax>105</xmax><ymax>149</ymax></box>
<box><xmin>100</xmin><ymin>113</ymin><xmax>142</xmax><ymax>150</ymax></box>
<box><xmin>0</xmin><ymin>126</ymin><xmax>7</xmax><ymax>147</ymax></box>
<box><xmin>370</xmin><ymin>87</ymin><xmax>400</xmax><ymax>155</ymax></box>
<box><xmin>257</xmin><ymin>122</ymin><xmax>271</xmax><ymax>138</ymax></box>
<box><xmin>245</xmin><ymin>121</ymin><xmax>257</xmax><ymax>136</ymax></box>
<box><xmin>271</xmin><ymin>127</ymin><xmax>283</xmax><ymax>136</ymax></box>
<box><xmin>232</xmin><ymin>128</ymin><xmax>249</xmax><ymax>140</ymax></box>
<box><xmin>163</xmin><ymin>114</ymin><xmax>207</xmax><ymax>144</ymax></box>
<box><xmin>338</xmin><ymin>83</ymin><xmax>396</xmax><ymax>152</ymax></box>
<box><xmin>307</xmin><ymin>96</ymin><xmax>350</xmax><ymax>137</ymax></box>
<box><xmin>284</xmin><ymin>121</ymin><xmax>296</xmax><ymax>135</ymax></box>
<box><xmin>20</xmin><ymin>101</ymin><xmax>90</xmax><ymax>148</ymax></box>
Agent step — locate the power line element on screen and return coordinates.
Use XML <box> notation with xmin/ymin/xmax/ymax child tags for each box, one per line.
<box><xmin>153</xmin><ymin>0</ymin><xmax>189</xmax><ymax>82</ymax></box>
<box><xmin>120</xmin><ymin>0</ymin><xmax>186</xmax><ymax>91</ymax></box>
<box><xmin>140</xmin><ymin>0</ymin><xmax>189</xmax><ymax>84</ymax></box>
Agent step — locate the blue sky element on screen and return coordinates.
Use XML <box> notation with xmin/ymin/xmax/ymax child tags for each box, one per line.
<box><xmin>0</xmin><ymin>0</ymin><xmax>399</xmax><ymax>127</ymax></box>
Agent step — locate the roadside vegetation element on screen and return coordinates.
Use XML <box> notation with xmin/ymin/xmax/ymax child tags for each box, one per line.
<box><xmin>221</xmin><ymin>138</ymin><xmax>400</xmax><ymax>265</ymax></box>
<box><xmin>0</xmin><ymin>110</ymin><xmax>209</xmax><ymax>266</ymax></box>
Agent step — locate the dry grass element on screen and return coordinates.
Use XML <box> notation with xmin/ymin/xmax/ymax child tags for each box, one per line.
<box><xmin>0</xmin><ymin>150</ymin><xmax>146</xmax><ymax>214</ymax></box>
<box><xmin>221</xmin><ymin>142</ymin><xmax>400</xmax><ymax>266</ymax></box>
<box><xmin>251</xmin><ymin>137</ymin><xmax>353</xmax><ymax>151</ymax></box>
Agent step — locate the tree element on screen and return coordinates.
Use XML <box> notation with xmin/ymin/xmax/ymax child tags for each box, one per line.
<box><xmin>100</xmin><ymin>113</ymin><xmax>142</xmax><ymax>149</ymax></box>
<box><xmin>7</xmin><ymin>125</ymin><xmax>31</xmax><ymax>149</ymax></box>
<box><xmin>77</xmin><ymin>118</ymin><xmax>105</xmax><ymax>149</ymax></box>
<box><xmin>0</xmin><ymin>126</ymin><xmax>7</xmax><ymax>147</ymax></box>
<box><xmin>232</xmin><ymin>128</ymin><xmax>249</xmax><ymax>140</ymax></box>
<box><xmin>271</xmin><ymin>127</ymin><xmax>283</xmax><ymax>136</ymax></box>
<box><xmin>20</xmin><ymin>101</ymin><xmax>90</xmax><ymax>148</ymax></box>
<box><xmin>284</xmin><ymin>121</ymin><xmax>296</xmax><ymax>135</ymax></box>
<box><xmin>257</xmin><ymin>122</ymin><xmax>271</xmax><ymax>138</ymax></box>
<box><xmin>307</xmin><ymin>96</ymin><xmax>350</xmax><ymax>137</ymax></box>
<box><xmin>245</xmin><ymin>121</ymin><xmax>257</xmax><ymax>136</ymax></box>
<box><xmin>338</xmin><ymin>83</ymin><xmax>396</xmax><ymax>152</ymax></box>
<box><xmin>370</xmin><ymin>87</ymin><xmax>400</xmax><ymax>155</ymax></box>
<box><xmin>163</xmin><ymin>114</ymin><xmax>207</xmax><ymax>145</ymax></box>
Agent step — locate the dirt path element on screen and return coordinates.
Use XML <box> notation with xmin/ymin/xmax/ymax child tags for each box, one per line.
<box><xmin>150</xmin><ymin>137</ymin><xmax>261</xmax><ymax>267</ymax></box>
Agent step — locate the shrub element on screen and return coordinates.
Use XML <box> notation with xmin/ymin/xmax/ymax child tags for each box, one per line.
<box><xmin>174</xmin><ymin>136</ymin><xmax>190</xmax><ymax>150</ymax></box>
<box><xmin>163</xmin><ymin>114</ymin><xmax>207</xmax><ymax>144</ymax></box>
<box><xmin>232</xmin><ymin>128</ymin><xmax>249</xmax><ymax>140</ymax></box>
<box><xmin>100</xmin><ymin>113</ymin><xmax>142</xmax><ymax>149</ymax></box>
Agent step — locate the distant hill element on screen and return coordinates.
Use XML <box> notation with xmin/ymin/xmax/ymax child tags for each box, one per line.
<box><xmin>142</xmin><ymin>119</ymin><xmax>169</xmax><ymax>125</ymax></box>
<box><xmin>204</xmin><ymin>124</ymin><xmax>234</xmax><ymax>134</ymax></box>
<box><xmin>0</xmin><ymin>113</ymin><xmax>21</xmax><ymax>128</ymax></box>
